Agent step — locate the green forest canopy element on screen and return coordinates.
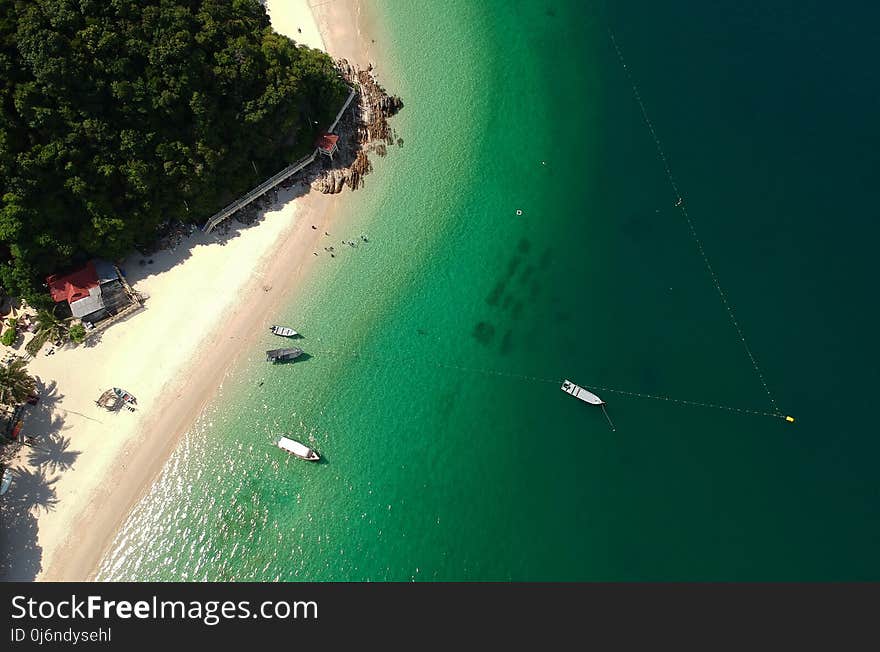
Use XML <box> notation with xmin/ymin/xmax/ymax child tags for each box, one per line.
<box><xmin>0</xmin><ymin>0</ymin><xmax>349</xmax><ymax>304</ymax></box>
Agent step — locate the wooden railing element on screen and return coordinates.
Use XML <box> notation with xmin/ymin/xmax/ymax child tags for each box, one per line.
<box><xmin>202</xmin><ymin>151</ymin><xmax>318</xmax><ymax>234</ymax></box>
<box><xmin>201</xmin><ymin>87</ymin><xmax>358</xmax><ymax>234</ymax></box>
<box><xmin>327</xmin><ymin>87</ymin><xmax>357</xmax><ymax>133</ymax></box>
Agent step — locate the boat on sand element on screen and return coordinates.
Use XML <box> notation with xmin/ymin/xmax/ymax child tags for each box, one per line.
<box><xmin>95</xmin><ymin>387</ymin><xmax>137</xmax><ymax>412</ymax></box>
<box><xmin>113</xmin><ymin>387</ymin><xmax>137</xmax><ymax>405</ymax></box>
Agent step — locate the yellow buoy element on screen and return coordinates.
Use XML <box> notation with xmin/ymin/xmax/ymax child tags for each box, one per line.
<box><xmin>785</xmin><ymin>416</ymin><xmax>795</xmax><ymax>423</ymax></box>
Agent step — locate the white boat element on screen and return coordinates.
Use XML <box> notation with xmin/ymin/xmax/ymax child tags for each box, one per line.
<box><xmin>0</xmin><ymin>467</ymin><xmax>12</xmax><ymax>496</ymax></box>
<box><xmin>561</xmin><ymin>379</ymin><xmax>605</xmax><ymax>405</ymax></box>
<box><xmin>276</xmin><ymin>436</ymin><xmax>320</xmax><ymax>461</ymax></box>
<box><xmin>270</xmin><ymin>325</ymin><xmax>298</xmax><ymax>337</ymax></box>
<box><xmin>562</xmin><ymin>380</ymin><xmax>616</xmax><ymax>431</ymax></box>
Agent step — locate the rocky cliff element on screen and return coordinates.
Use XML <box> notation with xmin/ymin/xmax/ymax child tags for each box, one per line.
<box><xmin>311</xmin><ymin>60</ymin><xmax>404</xmax><ymax>194</ymax></box>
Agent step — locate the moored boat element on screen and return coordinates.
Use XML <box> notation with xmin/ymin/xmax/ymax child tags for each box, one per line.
<box><xmin>266</xmin><ymin>347</ymin><xmax>303</xmax><ymax>363</ymax></box>
<box><xmin>562</xmin><ymin>379</ymin><xmax>616</xmax><ymax>431</ymax></box>
<box><xmin>275</xmin><ymin>436</ymin><xmax>320</xmax><ymax>461</ymax></box>
<box><xmin>270</xmin><ymin>325</ymin><xmax>298</xmax><ymax>337</ymax></box>
<box><xmin>561</xmin><ymin>379</ymin><xmax>604</xmax><ymax>405</ymax></box>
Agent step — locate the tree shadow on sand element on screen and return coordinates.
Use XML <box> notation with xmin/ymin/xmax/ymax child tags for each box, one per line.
<box><xmin>120</xmin><ymin>178</ymin><xmax>313</xmax><ymax>288</ymax></box>
<box><xmin>0</xmin><ymin>464</ymin><xmax>61</xmax><ymax>580</ymax></box>
<box><xmin>0</xmin><ymin>377</ymin><xmax>71</xmax><ymax>580</ymax></box>
<box><xmin>25</xmin><ymin>378</ymin><xmax>69</xmax><ymax>441</ymax></box>
<box><xmin>30</xmin><ymin>377</ymin><xmax>63</xmax><ymax>413</ymax></box>
<box><xmin>3</xmin><ymin>466</ymin><xmax>60</xmax><ymax>514</ymax></box>
<box><xmin>82</xmin><ymin>330</ymin><xmax>104</xmax><ymax>348</ymax></box>
<box><xmin>0</xmin><ymin>502</ymin><xmax>43</xmax><ymax>581</ymax></box>
<box><xmin>0</xmin><ymin>463</ymin><xmax>59</xmax><ymax>579</ymax></box>
<box><xmin>27</xmin><ymin>433</ymin><xmax>80</xmax><ymax>473</ymax></box>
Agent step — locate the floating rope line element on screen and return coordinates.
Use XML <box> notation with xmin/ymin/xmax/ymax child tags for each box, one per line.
<box><xmin>600</xmin><ymin>404</ymin><xmax>617</xmax><ymax>431</ymax></box>
<box><xmin>314</xmin><ymin>348</ymin><xmax>785</xmax><ymax>421</ymax></box>
<box><xmin>588</xmin><ymin>382</ymin><xmax>784</xmax><ymax>420</ymax></box>
<box><xmin>315</xmin><ymin>349</ymin><xmax>561</xmax><ymax>385</ymax></box>
<box><xmin>605</xmin><ymin>27</ymin><xmax>781</xmax><ymax>416</ymax></box>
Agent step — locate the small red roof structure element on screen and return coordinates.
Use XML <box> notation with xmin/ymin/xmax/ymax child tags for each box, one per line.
<box><xmin>315</xmin><ymin>133</ymin><xmax>339</xmax><ymax>155</ymax></box>
<box><xmin>46</xmin><ymin>261</ymin><xmax>99</xmax><ymax>304</ymax></box>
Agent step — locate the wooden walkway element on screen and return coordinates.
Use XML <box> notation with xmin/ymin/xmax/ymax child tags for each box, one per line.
<box><xmin>202</xmin><ymin>151</ymin><xmax>317</xmax><ymax>234</ymax></box>
<box><xmin>328</xmin><ymin>87</ymin><xmax>357</xmax><ymax>133</ymax></box>
<box><xmin>202</xmin><ymin>88</ymin><xmax>358</xmax><ymax>235</ymax></box>
<box><xmin>82</xmin><ymin>266</ymin><xmax>145</xmax><ymax>341</ymax></box>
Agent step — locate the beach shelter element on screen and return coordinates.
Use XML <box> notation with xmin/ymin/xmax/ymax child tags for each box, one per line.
<box><xmin>316</xmin><ymin>133</ymin><xmax>339</xmax><ymax>158</ymax></box>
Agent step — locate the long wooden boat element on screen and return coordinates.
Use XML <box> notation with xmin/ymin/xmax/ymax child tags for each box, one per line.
<box><xmin>270</xmin><ymin>325</ymin><xmax>298</xmax><ymax>337</ymax></box>
<box><xmin>275</xmin><ymin>436</ymin><xmax>320</xmax><ymax>461</ymax></box>
<box><xmin>266</xmin><ymin>347</ymin><xmax>303</xmax><ymax>363</ymax></box>
<box><xmin>561</xmin><ymin>379</ymin><xmax>605</xmax><ymax>405</ymax></box>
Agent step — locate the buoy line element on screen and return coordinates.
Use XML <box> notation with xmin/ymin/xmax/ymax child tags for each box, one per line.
<box><xmin>313</xmin><ymin>348</ymin><xmax>789</xmax><ymax>421</ymax></box>
<box><xmin>587</xmin><ymin>383</ymin><xmax>786</xmax><ymax>420</ymax></box>
<box><xmin>604</xmin><ymin>26</ymin><xmax>782</xmax><ymax>416</ymax></box>
<box><xmin>315</xmin><ymin>349</ymin><xmax>561</xmax><ymax>385</ymax></box>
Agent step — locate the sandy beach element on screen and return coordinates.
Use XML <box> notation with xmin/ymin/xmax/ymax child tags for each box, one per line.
<box><xmin>310</xmin><ymin>0</ymin><xmax>380</xmax><ymax>68</ymax></box>
<box><xmin>263</xmin><ymin>0</ymin><xmax>325</xmax><ymax>51</ymax></box>
<box><xmin>0</xmin><ymin>0</ymin><xmax>374</xmax><ymax>581</ymax></box>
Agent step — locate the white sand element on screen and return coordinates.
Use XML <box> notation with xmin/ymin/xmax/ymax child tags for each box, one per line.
<box><xmin>311</xmin><ymin>0</ymin><xmax>379</xmax><ymax>68</ymax></box>
<box><xmin>18</xmin><ymin>201</ymin><xmax>288</xmax><ymax>577</ymax></box>
<box><xmin>1</xmin><ymin>0</ymin><xmax>372</xmax><ymax>581</ymax></box>
<box><xmin>264</xmin><ymin>0</ymin><xmax>325</xmax><ymax>50</ymax></box>
<box><xmin>12</xmin><ymin>188</ymin><xmax>340</xmax><ymax>580</ymax></box>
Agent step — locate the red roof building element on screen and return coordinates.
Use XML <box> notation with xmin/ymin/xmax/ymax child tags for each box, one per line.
<box><xmin>315</xmin><ymin>133</ymin><xmax>339</xmax><ymax>156</ymax></box>
<box><xmin>44</xmin><ymin>259</ymin><xmax>131</xmax><ymax>326</ymax></box>
<box><xmin>46</xmin><ymin>261</ymin><xmax>99</xmax><ymax>304</ymax></box>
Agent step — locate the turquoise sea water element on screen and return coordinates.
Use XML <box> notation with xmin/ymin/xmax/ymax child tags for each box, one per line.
<box><xmin>96</xmin><ymin>0</ymin><xmax>880</xmax><ymax>580</ymax></box>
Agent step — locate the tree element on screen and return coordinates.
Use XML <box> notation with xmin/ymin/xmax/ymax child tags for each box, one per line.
<box><xmin>0</xmin><ymin>328</ymin><xmax>14</xmax><ymax>347</ymax></box>
<box><xmin>68</xmin><ymin>323</ymin><xmax>86</xmax><ymax>344</ymax></box>
<box><xmin>0</xmin><ymin>0</ymin><xmax>350</xmax><ymax>301</ymax></box>
<box><xmin>0</xmin><ymin>358</ymin><xmax>36</xmax><ymax>405</ymax></box>
<box><xmin>25</xmin><ymin>309</ymin><xmax>70</xmax><ymax>356</ymax></box>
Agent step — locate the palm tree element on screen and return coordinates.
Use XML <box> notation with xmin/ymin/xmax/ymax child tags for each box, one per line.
<box><xmin>25</xmin><ymin>309</ymin><xmax>70</xmax><ymax>356</ymax></box>
<box><xmin>0</xmin><ymin>358</ymin><xmax>36</xmax><ymax>405</ymax></box>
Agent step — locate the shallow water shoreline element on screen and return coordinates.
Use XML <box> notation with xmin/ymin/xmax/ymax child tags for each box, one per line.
<box><xmin>8</xmin><ymin>1</ymin><xmax>377</xmax><ymax>582</ymax></box>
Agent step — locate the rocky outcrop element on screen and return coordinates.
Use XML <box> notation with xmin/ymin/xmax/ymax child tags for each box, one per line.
<box><xmin>312</xmin><ymin>60</ymin><xmax>403</xmax><ymax>195</ymax></box>
<box><xmin>312</xmin><ymin>150</ymin><xmax>372</xmax><ymax>193</ymax></box>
